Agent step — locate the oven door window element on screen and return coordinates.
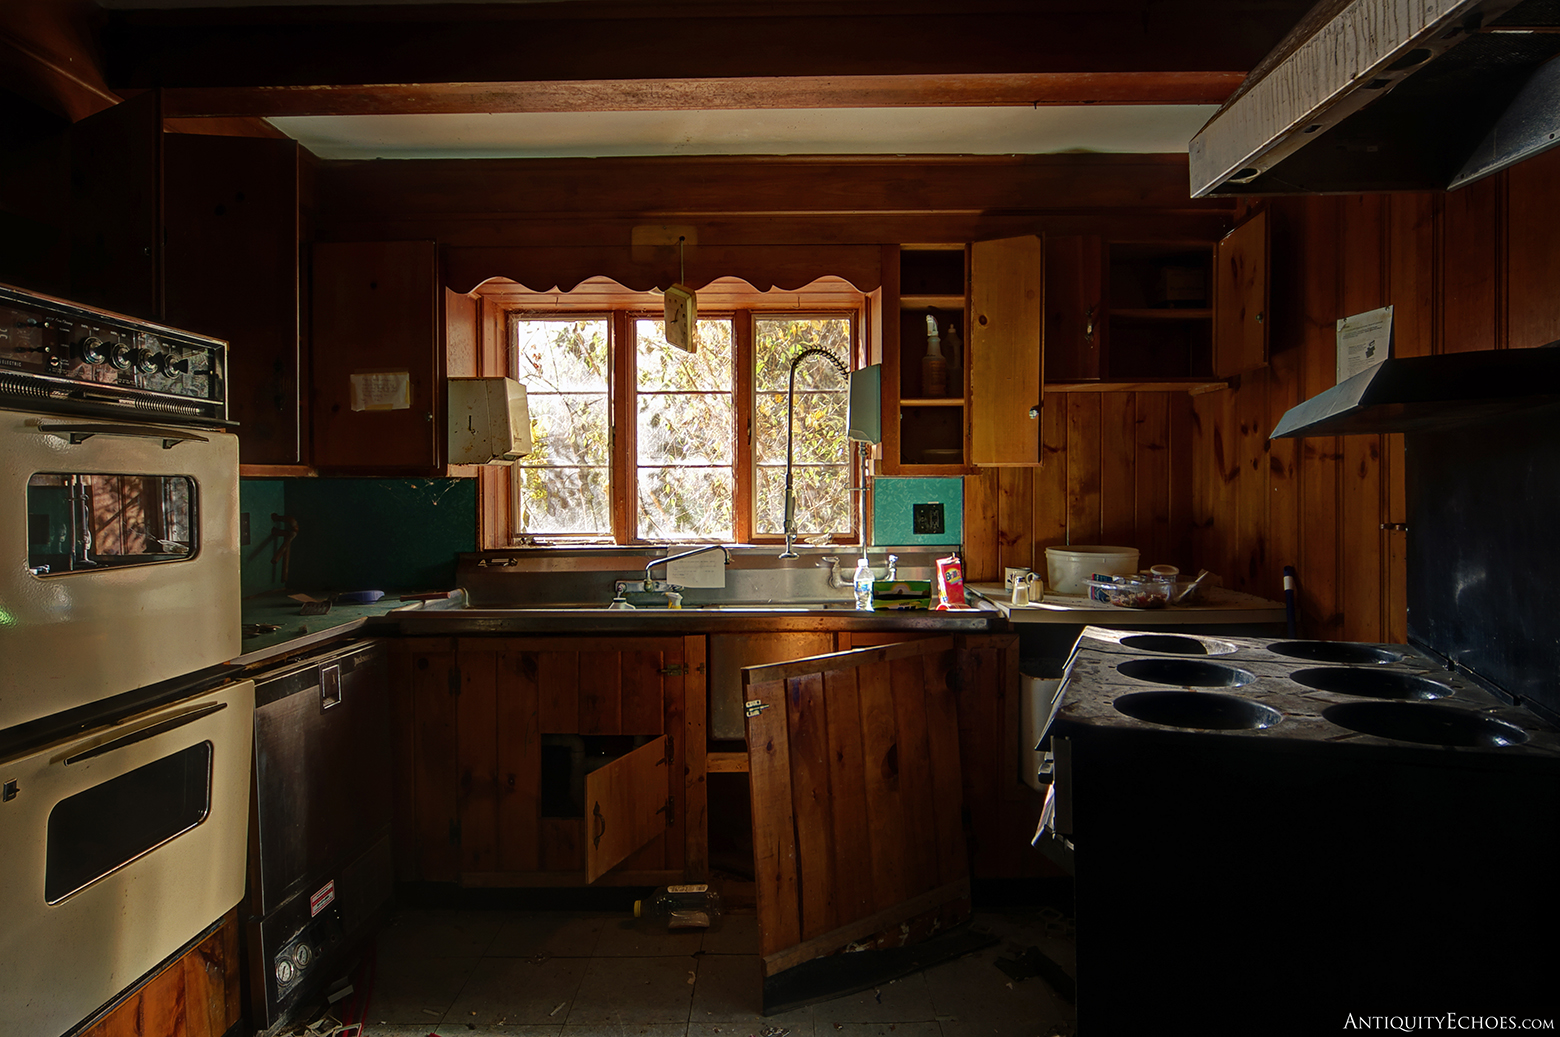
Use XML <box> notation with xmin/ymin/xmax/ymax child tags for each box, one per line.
<box><xmin>45</xmin><ymin>741</ymin><xmax>213</xmax><ymax>903</ymax></box>
<box><xmin>27</xmin><ymin>473</ymin><xmax>197</xmax><ymax>576</ymax></box>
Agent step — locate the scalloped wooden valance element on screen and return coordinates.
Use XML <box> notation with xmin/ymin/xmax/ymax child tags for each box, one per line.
<box><xmin>443</xmin><ymin>244</ymin><xmax>883</xmax><ymax>296</ymax></box>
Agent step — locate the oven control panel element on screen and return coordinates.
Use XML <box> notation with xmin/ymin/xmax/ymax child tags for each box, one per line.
<box><xmin>0</xmin><ymin>283</ymin><xmax>228</xmax><ymax>424</ymax></box>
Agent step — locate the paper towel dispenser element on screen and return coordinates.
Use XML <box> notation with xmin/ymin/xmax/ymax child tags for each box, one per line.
<box><xmin>448</xmin><ymin>377</ymin><xmax>533</xmax><ymax>464</ymax></box>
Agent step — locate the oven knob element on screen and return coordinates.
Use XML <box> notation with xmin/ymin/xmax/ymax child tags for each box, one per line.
<box><xmin>108</xmin><ymin>342</ymin><xmax>133</xmax><ymax>370</ymax></box>
<box><xmin>77</xmin><ymin>336</ymin><xmax>107</xmax><ymax>365</ymax></box>
<box><xmin>133</xmin><ymin>347</ymin><xmax>160</xmax><ymax>374</ymax></box>
<box><xmin>292</xmin><ymin>942</ymin><xmax>313</xmax><ymax>969</ymax></box>
<box><xmin>275</xmin><ymin>958</ymin><xmax>295</xmax><ymax>987</ymax></box>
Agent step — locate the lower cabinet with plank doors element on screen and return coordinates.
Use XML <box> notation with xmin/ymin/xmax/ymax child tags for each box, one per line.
<box><xmin>389</xmin><ymin>636</ymin><xmax>707</xmax><ymax>886</ymax></box>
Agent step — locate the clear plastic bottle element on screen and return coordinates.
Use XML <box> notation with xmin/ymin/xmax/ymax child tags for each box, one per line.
<box><xmin>853</xmin><ymin>557</ymin><xmax>875</xmax><ymax>611</ymax></box>
<box><xmin>634</xmin><ymin>884</ymin><xmax>722</xmax><ymax>931</ymax></box>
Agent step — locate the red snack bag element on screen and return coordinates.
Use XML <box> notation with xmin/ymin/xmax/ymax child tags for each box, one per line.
<box><xmin>935</xmin><ymin>554</ymin><xmax>966</xmax><ymax>610</ymax></box>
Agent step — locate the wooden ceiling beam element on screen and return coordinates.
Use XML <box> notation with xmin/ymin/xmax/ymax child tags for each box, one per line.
<box><xmin>105</xmin><ymin>2</ymin><xmax>1313</xmax><ymax>98</ymax></box>
<box><xmin>160</xmin><ymin>71</ymin><xmax>1246</xmax><ymax>119</ymax></box>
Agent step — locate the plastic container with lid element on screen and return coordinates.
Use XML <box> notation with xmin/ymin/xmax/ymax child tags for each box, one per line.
<box><xmin>1045</xmin><ymin>546</ymin><xmax>1139</xmax><ymax>596</ymax></box>
<box><xmin>1087</xmin><ymin>575</ymin><xmax>1169</xmax><ymax>609</ymax></box>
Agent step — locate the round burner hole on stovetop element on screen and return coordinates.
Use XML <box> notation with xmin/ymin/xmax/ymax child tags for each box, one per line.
<box><xmin>1114</xmin><ymin>690</ymin><xmax>1283</xmax><ymax>731</ymax></box>
<box><xmin>1321</xmin><ymin>701</ymin><xmax>1529</xmax><ymax>747</ymax></box>
<box><xmin>1116</xmin><ymin>658</ymin><xmax>1256</xmax><ymax>688</ymax></box>
<box><xmin>1266</xmin><ymin>640</ymin><xmax>1403</xmax><ymax>665</ymax></box>
<box><xmin>1290</xmin><ymin>667</ymin><xmax>1453</xmax><ymax>700</ymax></box>
<box><xmin>1119</xmin><ymin>634</ymin><xmax>1236</xmax><ymax>656</ymax></box>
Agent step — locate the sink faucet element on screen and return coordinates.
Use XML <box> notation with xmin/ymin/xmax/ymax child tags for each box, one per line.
<box><xmin>822</xmin><ymin>553</ymin><xmax>896</xmax><ymax>588</ymax></box>
<box><xmin>781</xmin><ymin>347</ymin><xmax>850</xmax><ymax>558</ymax></box>
<box><xmin>643</xmin><ymin>544</ymin><xmax>730</xmax><ymax>590</ymax></box>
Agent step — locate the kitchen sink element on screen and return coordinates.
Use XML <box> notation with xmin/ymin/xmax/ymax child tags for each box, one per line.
<box><xmin>1116</xmin><ymin>658</ymin><xmax>1257</xmax><ymax>688</ymax></box>
<box><xmin>1113</xmin><ymin>690</ymin><xmax>1283</xmax><ymax>730</ymax></box>
<box><xmin>1321</xmin><ymin>701</ymin><xmax>1531</xmax><ymax>747</ymax></box>
<box><xmin>1267</xmin><ymin>640</ymin><xmax>1403</xmax><ymax>665</ymax></box>
<box><xmin>1289</xmin><ymin>667</ymin><xmax>1453</xmax><ymax>700</ymax></box>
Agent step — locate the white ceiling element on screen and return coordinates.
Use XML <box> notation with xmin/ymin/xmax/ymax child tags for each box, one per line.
<box><xmin>267</xmin><ymin>104</ymin><xmax>1218</xmax><ymax>161</ymax></box>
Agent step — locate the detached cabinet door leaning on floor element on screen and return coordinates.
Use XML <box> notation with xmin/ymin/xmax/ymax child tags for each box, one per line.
<box><xmin>743</xmin><ymin>636</ymin><xmax>971</xmax><ymax>1012</ymax></box>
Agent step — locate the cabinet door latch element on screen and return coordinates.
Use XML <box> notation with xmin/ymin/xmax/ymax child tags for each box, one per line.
<box><xmin>659</xmin><ymin>664</ymin><xmax>685</xmax><ymax>676</ymax></box>
<box><xmin>744</xmin><ymin>699</ymin><xmax>770</xmax><ymax>718</ymax></box>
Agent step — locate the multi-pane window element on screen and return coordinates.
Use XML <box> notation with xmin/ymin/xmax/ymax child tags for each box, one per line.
<box><xmin>504</xmin><ymin>286</ymin><xmax>859</xmax><ymax>545</ymax></box>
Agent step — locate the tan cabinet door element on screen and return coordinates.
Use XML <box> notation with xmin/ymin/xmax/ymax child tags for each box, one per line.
<box><xmin>585</xmin><ymin>734</ymin><xmax>672</xmax><ymax>882</ymax></box>
<box><xmin>1214</xmin><ymin>210</ymin><xmax>1270</xmax><ymax>377</ymax></box>
<box><xmin>744</xmin><ymin>637</ymin><xmax>969</xmax><ymax>1009</ymax></box>
<box><xmin>970</xmin><ymin>236</ymin><xmax>1043</xmax><ymax>466</ymax></box>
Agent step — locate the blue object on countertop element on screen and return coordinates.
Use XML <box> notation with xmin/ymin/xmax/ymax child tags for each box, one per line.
<box><xmin>336</xmin><ymin>590</ymin><xmax>386</xmax><ymax>605</ymax></box>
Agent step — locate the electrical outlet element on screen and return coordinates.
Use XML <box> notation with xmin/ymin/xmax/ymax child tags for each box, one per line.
<box><xmin>913</xmin><ymin>502</ymin><xmax>945</xmax><ymax>535</ymax></box>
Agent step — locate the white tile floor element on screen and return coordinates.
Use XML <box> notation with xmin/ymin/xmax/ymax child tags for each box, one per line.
<box><xmin>341</xmin><ymin>907</ymin><xmax>1077</xmax><ymax>1037</ymax></box>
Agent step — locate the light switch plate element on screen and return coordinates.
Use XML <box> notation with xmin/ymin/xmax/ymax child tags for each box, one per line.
<box><xmin>913</xmin><ymin>502</ymin><xmax>945</xmax><ymax>535</ymax></box>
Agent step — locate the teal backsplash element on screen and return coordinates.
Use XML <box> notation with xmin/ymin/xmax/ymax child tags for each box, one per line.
<box><xmin>872</xmin><ymin>477</ymin><xmax>963</xmax><ymax>547</ymax></box>
<box><xmin>238</xmin><ymin>477</ymin><xmax>476</xmax><ymax>594</ymax></box>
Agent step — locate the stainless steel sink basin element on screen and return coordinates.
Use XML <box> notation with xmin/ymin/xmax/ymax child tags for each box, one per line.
<box><xmin>1321</xmin><ymin>701</ymin><xmax>1530</xmax><ymax>747</ymax></box>
<box><xmin>1290</xmin><ymin>667</ymin><xmax>1453</xmax><ymax>700</ymax></box>
<box><xmin>1267</xmin><ymin>640</ymin><xmax>1403</xmax><ymax>665</ymax></box>
<box><xmin>1116</xmin><ymin>658</ymin><xmax>1257</xmax><ymax>688</ymax></box>
<box><xmin>1113</xmin><ymin>690</ymin><xmax>1283</xmax><ymax>730</ymax></box>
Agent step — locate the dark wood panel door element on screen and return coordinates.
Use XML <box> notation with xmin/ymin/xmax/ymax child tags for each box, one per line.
<box><xmin>1213</xmin><ymin>210</ymin><xmax>1269</xmax><ymax>377</ymax></box>
<box><xmin>743</xmin><ymin>637</ymin><xmax>969</xmax><ymax>1007</ymax></box>
<box><xmin>68</xmin><ymin>90</ymin><xmax>161</xmax><ymax>320</ymax></box>
<box><xmin>311</xmin><ymin>240</ymin><xmax>440</xmax><ymax>471</ymax></box>
<box><xmin>1041</xmin><ymin>234</ymin><xmax>1104</xmax><ymax>384</ymax></box>
<box><xmin>164</xmin><ymin>133</ymin><xmax>304</xmax><ymax>465</ymax></box>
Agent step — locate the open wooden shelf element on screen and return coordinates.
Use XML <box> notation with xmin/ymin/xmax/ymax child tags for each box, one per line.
<box><xmin>899</xmin><ymin>397</ymin><xmax>966</xmax><ymax>407</ymax></box>
<box><xmin>900</xmin><ymin>294</ymin><xmax>967</xmax><ymax>310</ymax></box>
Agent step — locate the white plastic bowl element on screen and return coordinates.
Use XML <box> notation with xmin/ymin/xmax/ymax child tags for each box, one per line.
<box><xmin>1046</xmin><ymin>545</ymin><xmax>1140</xmax><ymax>596</ymax></box>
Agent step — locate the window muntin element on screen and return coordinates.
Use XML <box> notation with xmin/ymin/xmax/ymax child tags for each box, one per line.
<box><xmin>754</xmin><ymin>316</ymin><xmax>853</xmax><ymax>537</ymax></box>
<box><xmin>510</xmin><ymin>318</ymin><xmax>612</xmax><ymax>537</ymax></box>
<box><xmin>634</xmin><ymin>317</ymin><xmax>735</xmax><ymax>541</ymax></box>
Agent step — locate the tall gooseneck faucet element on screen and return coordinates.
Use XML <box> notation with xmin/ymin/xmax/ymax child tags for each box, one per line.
<box><xmin>780</xmin><ymin>347</ymin><xmax>850</xmax><ymax>558</ymax></box>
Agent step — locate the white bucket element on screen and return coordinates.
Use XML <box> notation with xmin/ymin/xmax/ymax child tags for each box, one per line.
<box><xmin>1046</xmin><ymin>545</ymin><xmax>1140</xmax><ymax>596</ymax></box>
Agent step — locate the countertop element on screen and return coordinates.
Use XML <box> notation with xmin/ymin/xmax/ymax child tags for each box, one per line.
<box><xmin>968</xmin><ymin>582</ymin><xmax>1287</xmax><ymax>626</ymax></box>
<box><xmin>236</xmin><ymin>590</ymin><xmax>466</xmax><ymax>665</ymax></box>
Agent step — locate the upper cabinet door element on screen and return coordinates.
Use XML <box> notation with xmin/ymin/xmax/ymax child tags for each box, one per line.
<box><xmin>165</xmin><ymin>134</ymin><xmax>303</xmax><ymax>467</ymax></box>
<box><xmin>311</xmin><ymin>240</ymin><xmax>440</xmax><ymax>471</ymax></box>
<box><xmin>970</xmin><ymin>236</ymin><xmax>1043</xmax><ymax>466</ymax></box>
<box><xmin>1213</xmin><ymin>211</ymin><xmax>1269</xmax><ymax>378</ymax></box>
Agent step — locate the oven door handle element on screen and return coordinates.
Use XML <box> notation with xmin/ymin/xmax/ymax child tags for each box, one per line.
<box><xmin>37</xmin><ymin>422</ymin><xmax>210</xmax><ymax>450</ymax></box>
<box><xmin>64</xmin><ymin>702</ymin><xmax>227</xmax><ymax>765</ymax></box>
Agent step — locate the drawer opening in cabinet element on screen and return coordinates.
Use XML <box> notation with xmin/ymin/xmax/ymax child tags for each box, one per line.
<box><xmin>539</xmin><ymin>734</ymin><xmax>657</xmax><ymax>819</ymax></box>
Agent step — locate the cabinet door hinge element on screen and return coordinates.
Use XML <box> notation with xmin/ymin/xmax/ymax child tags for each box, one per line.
<box><xmin>662</xmin><ymin>734</ymin><xmax>675</xmax><ymax>767</ymax></box>
<box><xmin>656</xmin><ymin>796</ymin><xmax>675</xmax><ymax>827</ymax></box>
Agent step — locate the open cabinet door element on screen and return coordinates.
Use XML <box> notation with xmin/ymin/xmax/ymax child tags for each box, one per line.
<box><xmin>743</xmin><ymin>638</ymin><xmax>972</xmax><ymax>1012</ymax></box>
<box><xmin>584</xmin><ymin>734</ymin><xmax>670</xmax><ymax>882</ymax></box>
<box><xmin>970</xmin><ymin>235</ymin><xmax>1043</xmax><ymax>466</ymax></box>
<box><xmin>1213</xmin><ymin>209</ymin><xmax>1270</xmax><ymax>377</ymax></box>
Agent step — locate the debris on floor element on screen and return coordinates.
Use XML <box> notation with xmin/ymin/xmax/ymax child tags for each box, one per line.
<box><xmin>994</xmin><ymin>944</ymin><xmax>1077</xmax><ymax>1004</ymax></box>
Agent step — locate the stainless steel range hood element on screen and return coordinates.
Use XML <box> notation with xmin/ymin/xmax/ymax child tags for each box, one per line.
<box><xmin>1190</xmin><ymin>0</ymin><xmax>1560</xmax><ymax>197</ymax></box>
<box><xmin>1271</xmin><ymin>346</ymin><xmax>1560</xmax><ymax>437</ymax></box>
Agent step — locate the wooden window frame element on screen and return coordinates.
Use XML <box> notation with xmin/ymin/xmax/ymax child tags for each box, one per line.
<box><xmin>477</xmin><ymin>279</ymin><xmax>864</xmax><ymax>548</ymax></box>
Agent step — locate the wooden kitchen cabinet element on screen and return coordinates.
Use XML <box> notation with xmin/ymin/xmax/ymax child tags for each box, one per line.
<box><xmin>311</xmin><ymin>240</ymin><xmax>444</xmax><ymax>473</ymax></box>
<box><xmin>389</xmin><ymin>636</ymin><xmax>707</xmax><ymax>886</ymax></box>
<box><xmin>1042</xmin><ymin>214</ymin><xmax>1269</xmax><ymax>387</ymax></box>
<box><xmin>881</xmin><ymin>238</ymin><xmax>1043</xmax><ymax>470</ymax></box>
<box><xmin>165</xmin><ymin>133</ymin><xmax>308</xmax><ymax>468</ymax></box>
